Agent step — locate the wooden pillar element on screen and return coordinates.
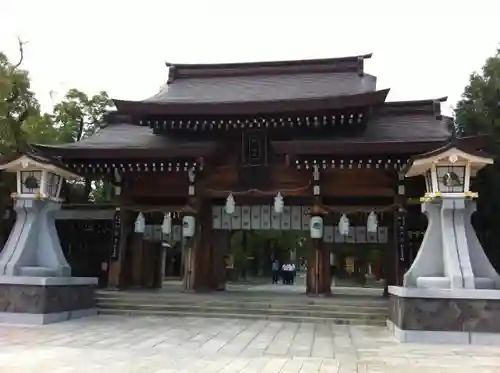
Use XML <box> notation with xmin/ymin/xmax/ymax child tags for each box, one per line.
<box><xmin>182</xmin><ymin>168</ymin><xmax>218</xmax><ymax>292</ymax></box>
<box><xmin>212</xmin><ymin>230</ymin><xmax>230</xmax><ymax>290</ymax></box>
<box><xmin>306</xmin><ymin>164</ymin><xmax>331</xmax><ymax>296</ymax></box>
<box><xmin>395</xmin><ymin>176</ymin><xmax>408</xmax><ymax>286</ymax></box>
<box><xmin>131</xmin><ymin>233</ymin><xmax>144</xmax><ymax>287</ymax></box>
<box><xmin>183</xmin><ymin>199</ymin><xmax>215</xmax><ymax>291</ymax></box>
<box><xmin>108</xmin><ymin>208</ymin><xmax>135</xmax><ymax>290</ymax></box>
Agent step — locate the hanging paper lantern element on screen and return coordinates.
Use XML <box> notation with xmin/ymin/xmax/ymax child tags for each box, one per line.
<box><xmin>338</xmin><ymin>214</ymin><xmax>350</xmax><ymax>236</ymax></box>
<box><xmin>274</xmin><ymin>192</ymin><xmax>284</xmax><ymax>214</ymax></box>
<box><xmin>367</xmin><ymin>211</ymin><xmax>378</xmax><ymax>233</ymax></box>
<box><xmin>162</xmin><ymin>212</ymin><xmax>172</xmax><ymax>235</ymax></box>
<box><xmin>225</xmin><ymin>193</ymin><xmax>235</xmax><ymax>215</ymax></box>
<box><xmin>134</xmin><ymin>212</ymin><xmax>145</xmax><ymax>233</ymax></box>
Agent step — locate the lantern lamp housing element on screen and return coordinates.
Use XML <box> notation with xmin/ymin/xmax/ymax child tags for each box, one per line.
<box><xmin>0</xmin><ymin>154</ymin><xmax>80</xmax><ymax>201</ymax></box>
<box><xmin>405</xmin><ymin>145</ymin><xmax>493</xmax><ymax>199</ymax></box>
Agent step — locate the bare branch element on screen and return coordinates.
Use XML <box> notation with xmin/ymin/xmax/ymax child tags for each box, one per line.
<box><xmin>12</xmin><ymin>37</ymin><xmax>26</xmax><ymax>70</ymax></box>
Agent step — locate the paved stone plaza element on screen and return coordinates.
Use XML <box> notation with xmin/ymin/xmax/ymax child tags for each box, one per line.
<box><xmin>1</xmin><ymin>316</ymin><xmax>500</xmax><ymax>372</ymax></box>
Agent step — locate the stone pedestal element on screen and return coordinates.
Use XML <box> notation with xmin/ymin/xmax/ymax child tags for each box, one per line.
<box><xmin>403</xmin><ymin>199</ymin><xmax>500</xmax><ymax>289</ymax></box>
<box><xmin>389</xmin><ymin>198</ymin><xmax>500</xmax><ymax>344</ymax></box>
<box><xmin>0</xmin><ymin>199</ymin><xmax>71</xmax><ymax>277</ymax></box>
<box><xmin>388</xmin><ymin>286</ymin><xmax>500</xmax><ymax>345</ymax></box>
<box><xmin>0</xmin><ymin>276</ymin><xmax>97</xmax><ymax>325</ymax></box>
<box><xmin>0</xmin><ymin>198</ymin><xmax>98</xmax><ymax>325</ymax></box>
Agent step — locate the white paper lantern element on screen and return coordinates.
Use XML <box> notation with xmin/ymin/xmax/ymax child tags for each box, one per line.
<box><xmin>366</xmin><ymin>211</ymin><xmax>378</xmax><ymax>233</ymax></box>
<box><xmin>182</xmin><ymin>215</ymin><xmax>196</xmax><ymax>237</ymax></box>
<box><xmin>310</xmin><ymin>216</ymin><xmax>324</xmax><ymax>239</ymax></box>
<box><xmin>274</xmin><ymin>192</ymin><xmax>284</xmax><ymax>214</ymax></box>
<box><xmin>225</xmin><ymin>193</ymin><xmax>235</xmax><ymax>215</ymax></box>
<box><xmin>162</xmin><ymin>212</ymin><xmax>172</xmax><ymax>235</ymax></box>
<box><xmin>338</xmin><ymin>214</ymin><xmax>350</xmax><ymax>236</ymax></box>
<box><xmin>134</xmin><ymin>212</ymin><xmax>145</xmax><ymax>233</ymax></box>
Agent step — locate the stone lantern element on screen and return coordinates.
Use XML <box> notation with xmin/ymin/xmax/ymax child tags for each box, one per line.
<box><xmin>0</xmin><ymin>154</ymin><xmax>98</xmax><ymax>325</ymax></box>
<box><xmin>387</xmin><ymin>143</ymin><xmax>500</xmax><ymax>345</ymax></box>
<box><xmin>403</xmin><ymin>144</ymin><xmax>497</xmax><ymax>290</ymax></box>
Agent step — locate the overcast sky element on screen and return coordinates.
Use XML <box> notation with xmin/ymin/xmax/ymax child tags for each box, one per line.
<box><xmin>1</xmin><ymin>0</ymin><xmax>499</xmax><ymax>115</ymax></box>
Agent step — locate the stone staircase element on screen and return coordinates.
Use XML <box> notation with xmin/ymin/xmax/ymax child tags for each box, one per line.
<box><xmin>95</xmin><ymin>289</ymin><xmax>388</xmax><ymax>326</ymax></box>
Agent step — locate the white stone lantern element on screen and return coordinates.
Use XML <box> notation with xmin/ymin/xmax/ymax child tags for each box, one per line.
<box><xmin>402</xmin><ymin>144</ymin><xmax>500</xmax><ymax>290</ymax></box>
<box><xmin>1</xmin><ymin>154</ymin><xmax>78</xmax><ymax>201</ymax></box>
<box><xmin>0</xmin><ymin>154</ymin><xmax>81</xmax><ymax>277</ymax></box>
<box><xmin>405</xmin><ymin>145</ymin><xmax>493</xmax><ymax>201</ymax></box>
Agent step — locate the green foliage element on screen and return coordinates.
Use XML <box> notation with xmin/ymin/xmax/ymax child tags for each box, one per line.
<box><xmin>53</xmin><ymin>89</ymin><xmax>113</xmax><ymax>143</ymax></box>
<box><xmin>0</xmin><ymin>51</ymin><xmax>40</xmax><ymax>155</ymax></box>
<box><xmin>455</xmin><ymin>47</ymin><xmax>500</xmax><ymax>268</ymax></box>
<box><xmin>455</xmin><ymin>49</ymin><xmax>500</xmax><ymax>141</ymax></box>
<box><xmin>0</xmin><ymin>45</ymin><xmax>115</xmax><ymax>205</ymax></box>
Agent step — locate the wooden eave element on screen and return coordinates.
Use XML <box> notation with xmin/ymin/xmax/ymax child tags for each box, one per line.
<box><xmin>32</xmin><ymin>143</ymin><xmax>217</xmax><ymax>159</ymax></box>
<box><xmin>272</xmin><ymin>135</ymin><xmax>487</xmax><ymax>157</ymax></box>
<box><xmin>273</xmin><ymin>140</ymin><xmax>451</xmax><ymax>156</ymax></box>
<box><xmin>114</xmin><ymin>89</ymin><xmax>390</xmax><ymax>116</ymax></box>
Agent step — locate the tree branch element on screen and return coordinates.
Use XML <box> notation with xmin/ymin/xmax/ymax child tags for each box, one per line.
<box><xmin>12</xmin><ymin>37</ymin><xmax>26</xmax><ymax>70</ymax></box>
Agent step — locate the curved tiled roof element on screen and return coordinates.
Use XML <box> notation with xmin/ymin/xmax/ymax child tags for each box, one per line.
<box><xmin>114</xmin><ymin>54</ymin><xmax>379</xmax><ymax>115</ymax></box>
<box><xmin>33</xmin><ymin>123</ymin><xmax>217</xmax><ymax>159</ymax></box>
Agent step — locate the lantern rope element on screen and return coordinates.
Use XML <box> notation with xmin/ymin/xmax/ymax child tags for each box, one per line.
<box><xmin>61</xmin><ymin>202</ymin><xmax>402</xmax><ymax>216</ymax></box>
<box><xmin>204</xmin><ymin>182</ymin><xmax>311</xmax><ymax>195</ymax></box>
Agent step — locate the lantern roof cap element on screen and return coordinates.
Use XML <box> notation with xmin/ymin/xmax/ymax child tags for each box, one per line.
<box><xmin>404</xmin><ymin>138</ymin><xmax>493</xmax><ymax>178</ymax></box>
<box><xmin>0</xmin><ymin>152</ymin><xmax>81</xmax><ymax>179</ymax></box>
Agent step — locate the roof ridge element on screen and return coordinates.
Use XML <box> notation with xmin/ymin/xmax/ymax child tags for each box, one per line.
<box><xmin>165</xmin><ymin>54</ymin><xmax>372</xmax><ymax>82</ymax></box>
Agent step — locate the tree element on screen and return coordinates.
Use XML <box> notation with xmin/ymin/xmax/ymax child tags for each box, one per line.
<box><xmin>455</xmin><ymin>47</ymin><xmax>500</xmax><ymax>269</ymax></box>
<box><xmin>53</xmin><ymin>89</ymin><xmax>113</xmax><ymax>143</ymax></box>
<box><xmin>0</xmin><ymin>39</ymin><xmax>40</xmax><ymax>155</ymax></box>
<box><xmin>0</xmin><ymin>39</ymin><xmax>45</xmax><ymax>247</ymax></box>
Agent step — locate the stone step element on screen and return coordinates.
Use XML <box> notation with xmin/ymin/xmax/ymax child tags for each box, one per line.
<box><xmin>96</xmin><ymin>308</ymin><xmax>387</xmax><ymax>326</ymax></box>
<box><xmin>96</xmin><ymin>298</ymin><xmax>388</xmax><ymax>313</ymax></box>
<box><xmin>95</xmin><ymin>292</ymin><xmax>388</xmax><ymax>307</ymax></box>
<box><xmin>96</xmin><ymin>302</ymin><xmax>387</xmax><ymax>320</ymax></box>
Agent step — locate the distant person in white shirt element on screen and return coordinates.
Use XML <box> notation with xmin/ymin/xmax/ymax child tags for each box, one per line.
<box><xmin>282</xmin><ymin>263</ymin><xmax>296</xmax><ymax>284</ymax></box>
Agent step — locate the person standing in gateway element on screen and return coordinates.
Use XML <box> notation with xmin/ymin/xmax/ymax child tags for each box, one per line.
<box><xmin>271</xmin><ymin>260</ymin><xmax>280</xmax><ymax>284</ymax></box>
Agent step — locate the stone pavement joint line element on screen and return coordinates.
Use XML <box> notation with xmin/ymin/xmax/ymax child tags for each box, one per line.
<box><xmin>0</xmin><ymin>315</ymin><xmax>500</xmax><ymax>372</ymax></box>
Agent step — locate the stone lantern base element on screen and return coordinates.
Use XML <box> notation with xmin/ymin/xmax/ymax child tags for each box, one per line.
<box><xmin>0</xmin><ymin>276</ymin><xmax>97</xmax><ymax>325</ymax></box>
<box><xmin>388</xmin><ymin>286</ymin><xmax>500</xmax><ymax>345</ymax></box>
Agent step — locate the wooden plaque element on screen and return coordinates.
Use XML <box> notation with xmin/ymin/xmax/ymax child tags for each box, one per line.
<box><xmin>301</xmin><ymin>206</ymin><xmax>310</xmax><ymax>230</ymax></box>
<box><xmin>221</xmin><ymin>208</ymin><xmax>231</xmax><ymax>230</ymax></box>
<box><xmin>212</xmin><ymin>206</ymin><xmax>222</xmax><ymax>229</ymax></box>
<box><xmin>334</xmin><ymin>226</ymin><xmax>345</xmax><ymax>243</ymax></box>
<box><xmin>323</xmin><ymin>225</ymin><xmax>334</xmax><ymax>243</ymax></box>
<box><xmin>281</xmin><ymin>206</ymin><xmax>291</xmax><ymax>230</ymax></box>
<box><xmin>367</xmin><ymin>229</ymin><xmax>377</xmax><ymax>243</ymax></box>
<box><xmin>172</xmin><ymin>225</ymin><xmax>181</xmax><ymax>242</ymax></box>
<box><xmin>241</xmin><ymin>206</ymin><xmax>251</xmax><ymax>230</ymax></box>
<box><xmin>230</xmin><ymin>206</ymin><xmax>241</xmax><ymax>230</ymax></box>
<box><xmin>291</xmin><ymin>206</ymin><xmax>302</xmax><ymax>230</ymax></box>
<box><xmin>355</xmin><ymin>227</ymin><xmax>367</xmax><ymax>243</ymax></box>
<box><xmin>378</xmin><ymin>226</ymin><xmax>388</xmax><ymax>243</ymax></box>
<box><xmin>261</xmin><ymin>205</ymin><xmax>271</xmax><ymax>230</ymax></box>
<box><xmin>110</xmin><ymin>209</ymin><xmax>121</xmax><ymax>260</ymax></box>
<box><xmin>346</xmin><ymin>227</ymin><xmax>356</xmax><ymax>243</ymax></box>
<box><xmin>271</xmin><ymin>206</ymin><xmax>281</xmax><ymax>230</ymax></box>
<box><xmin>251</xmin><ymin>206</ymin><xmax>261</xmax><ymax>229</ymax></box>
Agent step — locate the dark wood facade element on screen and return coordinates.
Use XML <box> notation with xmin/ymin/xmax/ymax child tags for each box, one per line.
<box><xmin>32</xmin><ymin>54</ymin><xmax>486</xmax><ymax>295</ymax></box>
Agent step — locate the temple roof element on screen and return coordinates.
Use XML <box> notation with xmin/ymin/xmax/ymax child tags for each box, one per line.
<box><xmin>33</xmin><ymin>101</ymin><xmax>453</xmax><ymax>158</ymax></box>
<box><xmin>33</xmin><ymin>123</ymin><xmax>217</xmax><ymax>159</ymax></box>
<box><xmin>164</xmin><ymin>53</ymin><xmax>372</xmax><ymax>80</ymax></box>
<box><xmin>114</xmin><ymin>54</ymin><xmax>381</xmax><ymax>115</ymax></box>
